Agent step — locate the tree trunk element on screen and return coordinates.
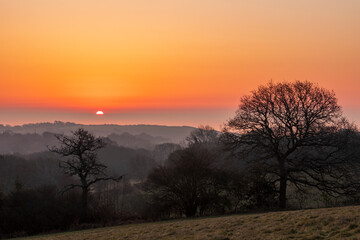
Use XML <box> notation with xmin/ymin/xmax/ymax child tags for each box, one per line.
<box><xmin>81</xmin><ymin>187</ymin><xmax>89</xmax><ymax>222</ymax></box>
<box><xmin>279</xmin><ymin>174</ymin><xmax>287</xmax><ymax>209</ymax></box>
<box><xmin>185</xmin><ymin>205</ymin><xmax>197</xmax><ymax>217</ymax></box>
<box><xmin>278</xmin><ymin>157</ymin><xmax>288</xmax><ymax>209</ymax></box>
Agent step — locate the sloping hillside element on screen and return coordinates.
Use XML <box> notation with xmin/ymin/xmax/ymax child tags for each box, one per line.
<box><xmin>17</xmin><ymin>205</ymin><xmax>360</xmax><ymax>240</ymax></box>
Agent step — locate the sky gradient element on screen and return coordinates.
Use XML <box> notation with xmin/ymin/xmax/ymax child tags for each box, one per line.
<box><xmin>1</xmin><ymin>0</ymin><xmax>359</xmax><ymax>128</ymax></box>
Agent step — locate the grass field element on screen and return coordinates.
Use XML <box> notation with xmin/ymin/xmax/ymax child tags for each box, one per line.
<box><xmin>15</xmin><ymin>205</ymin><xmax>360</xmax><ymax>240</ymax></box>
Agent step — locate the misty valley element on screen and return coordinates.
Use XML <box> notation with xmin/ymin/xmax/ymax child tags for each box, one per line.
<box><xmin>0</xmin><ymin>122</ymin><xmax>189</xmax><ymax>193</ymax></box>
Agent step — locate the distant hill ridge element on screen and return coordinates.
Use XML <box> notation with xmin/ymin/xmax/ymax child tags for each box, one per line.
<box><xmin>0</xmin><ymin>121</ymin><xmax>196</xmax><ymax>143</ymax></box>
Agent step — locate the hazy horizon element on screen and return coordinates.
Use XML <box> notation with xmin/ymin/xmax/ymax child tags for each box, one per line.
<box><xmin>1</xmin><ymin>105</ymin><xmax>360</xmax><ymax>130</ymax></box>
<box><xmin>0</xmin><ymin>107</ymin><xmax>237</xmax><ymax>129</ymax></box>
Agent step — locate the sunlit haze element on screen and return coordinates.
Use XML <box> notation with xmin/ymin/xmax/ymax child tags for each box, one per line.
<box><xmin>1</xmin><ymin>0</ymin><xmax>359</xmax><ymax>128</ymax></box>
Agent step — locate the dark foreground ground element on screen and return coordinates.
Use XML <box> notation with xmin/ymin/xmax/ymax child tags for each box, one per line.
<box><xmin>14</xmin><ymin>205</ymin><xmax>360</xmax><ymax>240</ymax></box>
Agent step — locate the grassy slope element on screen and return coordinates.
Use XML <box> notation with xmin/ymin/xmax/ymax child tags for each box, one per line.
<box><xmin>17</xmin><ymin>205</ymin><xmax>360</xmax><ymax>240</ymax></box>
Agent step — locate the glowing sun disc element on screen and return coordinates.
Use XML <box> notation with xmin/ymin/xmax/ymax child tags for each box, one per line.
<box><xmin>96</xmin><ymin>111</ymin><xmax>104</xmax><ymax>115</ymax></box>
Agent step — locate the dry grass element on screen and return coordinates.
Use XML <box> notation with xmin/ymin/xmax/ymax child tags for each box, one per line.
<box><xmin>15</xmin><ymin>205</ymin><xmax>360</xmax><ymax>240</ymax></box>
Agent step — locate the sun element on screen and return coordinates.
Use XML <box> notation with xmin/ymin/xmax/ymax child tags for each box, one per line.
<box><xmin>96</xmin><ymin>110</ymin><xmax>104</xmax><ymax>115</ymax></box>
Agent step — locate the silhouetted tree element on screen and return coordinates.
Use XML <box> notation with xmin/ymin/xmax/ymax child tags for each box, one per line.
<box><xmin>0</xmin><ymin>186</ymin><xmax>4</xmax><ymax>219</ymax></box>
<box><xmin>185</xmin><ymin>125</ymin><xmax>219</xmax><ymax>147</ymax></box>
<box><xmin>0</xmin><ymin>185</ymin><xmax>81</xmax><ymax>237</ymax></box>
<box><xmin>145</xmin><ymin>145</ymin><xmax>229</xmax><ymax>217</ymax></box>
<box><xmin>152</xmin><ymin>143</ymin><xmax>181</xmax><ymax>165</ymax></box>
<box><xmin>227</xmin><ymin>167</ymin><xmax>278</xmax><ymax>212</ymax></box>
<box><xmin>223</xmin><ymin>81</ymin><xmax>359</xmax><ymax>209</ymax></box>
<box><xmin>49</xmin><ymin>128</ymin><xmax>122</xmax><ymax>221</ymax></box>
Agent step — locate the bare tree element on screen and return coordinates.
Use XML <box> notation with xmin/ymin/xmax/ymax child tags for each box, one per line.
<box><xmin>49</xmin><ymin>128</ymin><xmax>122</xmax><ymax>220</ymax></box>
<box><xmin>223</xmin><ymin>81</ymin><xmax>359</xmax><ymax>209</ymax></box>
<box><xmin>145</xmin><ymin>145</ymin><xmax>229</xmax><ymax>217</ymax></box>
<box><xmin>152</xmin><ymin>143</ymin><xmax>181</xmax><ymax>165</ymax></box>
<box><xmin>186</xmin><ymin>125</ymin><xmax>219</xmax><ymax>147</ymax></box>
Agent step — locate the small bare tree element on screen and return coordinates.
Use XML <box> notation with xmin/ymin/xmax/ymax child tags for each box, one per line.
<box><xmin>49</xmin><ymin>128</ymin><xmax>122</xmax><ymax>220</ymax></box>
<box><xmin>186</xmin><ymin>125</ymin><xmax>219</xmax><ymax>147</ymax></box>
<box><xmin>145</xmin><ymin>145</ymin><xmax>228</xmax><ymax>217</ymax></box>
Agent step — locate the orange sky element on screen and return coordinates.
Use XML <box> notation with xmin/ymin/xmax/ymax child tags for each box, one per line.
<box><xmin>0</xmin><ymin>0</ymin><xmax>359</xmax><ymax>127</ymax></box>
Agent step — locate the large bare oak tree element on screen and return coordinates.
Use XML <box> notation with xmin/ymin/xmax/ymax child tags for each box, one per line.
<box><xmin>223</xmin><ymin>81</ymin><xmax>359</xmax><ymax>209</ymax></box>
